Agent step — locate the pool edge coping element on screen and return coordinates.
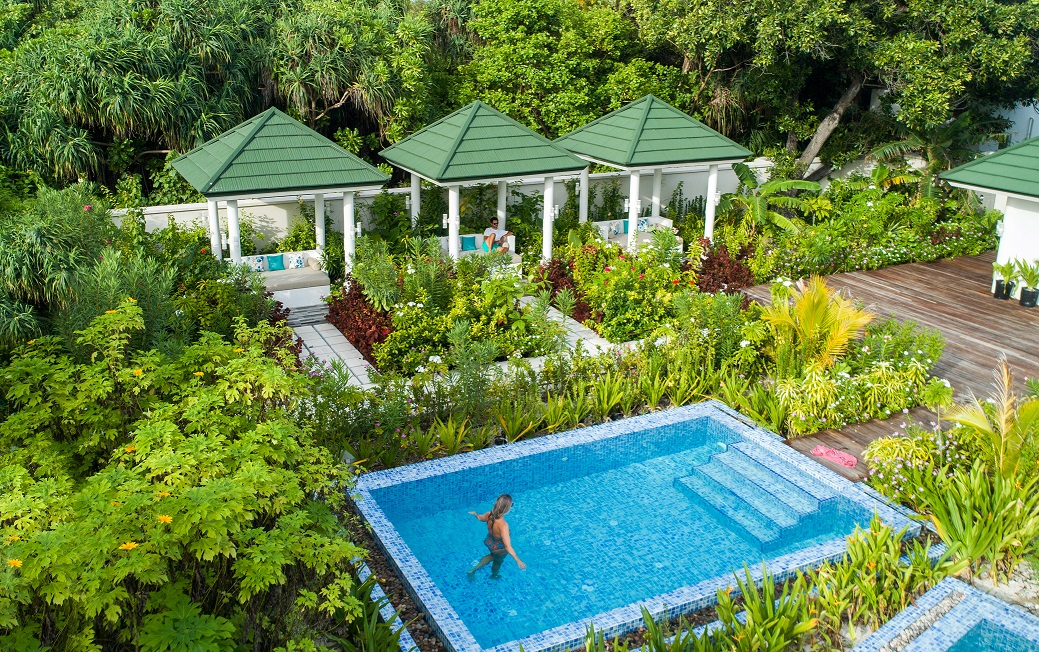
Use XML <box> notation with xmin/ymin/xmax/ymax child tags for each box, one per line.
<box><xmin>850</xmin><ymin>576</ymin><xmax>1039</xmax><ymax>651</ymax></box>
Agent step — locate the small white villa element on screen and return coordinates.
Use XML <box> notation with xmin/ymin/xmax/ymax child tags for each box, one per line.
<box><xmin>942</xmin><ymin>136</ymin><xmax>1039</xmax><ymax>296</ymax></box>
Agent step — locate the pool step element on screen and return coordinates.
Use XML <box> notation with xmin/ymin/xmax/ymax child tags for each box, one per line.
<box><xmin>675</xmin><ymin>473</ymin><xmax>782</xmax><ymax>548</ymax></box>
<box><xmin>729</xmin><ymin>442</ymin><xmax>836</xmax><ymax>501</ymax></box>
<box><xmin>674</xmin><ymin>443</ymin><xmax>840</xmax><ymax>552</ymax></box>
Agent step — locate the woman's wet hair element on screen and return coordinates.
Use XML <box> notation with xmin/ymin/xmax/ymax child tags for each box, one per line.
<box><xmin>488</xmin><ymin>494</ymin><xmax>512</xmax><ymax>525</ymax></box>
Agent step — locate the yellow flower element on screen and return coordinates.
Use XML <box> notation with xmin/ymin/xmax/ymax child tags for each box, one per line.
<box><xmin>6</xmin><ymin>535</ymin><xmax>20</xmax><ymax>542</ymax></box>
<box><xmin>105</xmin><ymin>310</ymin><xmax>118</xmax><ymax>315</ymax></box>
<box><xmin>157</xmin><ymin>491</ymin><xmax>171</xmax><ymax>498</ymax></box>
<box><xmin>125</xmin><ymin>445</ymin><xmax>136</xmax><ymax>453</ymax></box>
<box><xmin>193</xmin><ymin>371</ymin><xmax>204</xmax><ymax>377</ymax></box>
<box><xmin>27</xmin><ymin>339</ymin><xmax>35</xmax><ymax>345</ymax></box>
<box><xmin>127</xmin><ymin>297</ymin><xmax>137</xmax><ymax>303</ymax></box>
<box><xmin>118</xmin><ymin>541</ymin><xmax>138</xmax><ymax>551</ymax></box>
<box><xmin>8</xmin><ymin>559</ymin><xmax>22</xmax><ymax>568</ymax></box>
<box><xmin>157</xmin><ymin>515</ymin><xmax>172</xmax><ymax>525</ymax></box>
<box><xmin>133</xmin><ymin>369</ymin><xmax>143</xmax><ymax>376</ymax></box>
<box><xmin>233</xmin><ymin>348</ymin><xmax>243</xmax><ymax>353</ymax></box>
<box><xmin>111</xmin><ymin>501</ymin><xmax>122</xmax><ymax>506</ymax></box>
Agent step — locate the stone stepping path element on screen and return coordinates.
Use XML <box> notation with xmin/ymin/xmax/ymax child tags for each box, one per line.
<box><xmin>292</xmin><ymin>323</ymin><xmax>374</xmax><ymax>388</ymax></box>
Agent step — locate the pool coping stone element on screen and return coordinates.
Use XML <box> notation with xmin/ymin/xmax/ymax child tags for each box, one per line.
<box><xmin>851</xmin><ymin>576</ymin><xmax>1039</xmax><ymax>651</ymax></box>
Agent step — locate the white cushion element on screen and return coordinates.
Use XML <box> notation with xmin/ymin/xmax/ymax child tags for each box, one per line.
<box><xmin>242</xmin><ymin>255</ymin><xmax>266</xmax><ymax>272</ymax></box>
<box><xmin>285</xmin><ymin>252</ymin><xmax>306</xmax><ymax>269</ymax></box>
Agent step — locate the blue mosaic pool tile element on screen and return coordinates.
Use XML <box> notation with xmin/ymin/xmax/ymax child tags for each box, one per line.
<box><xmin>352</xmin><ymin>401</ymin><xmax>919</xmax><ymax>652</ymax></box>
<box><xmin>852</xmin><ymin>577</ymin><xmax>1039</xmax><ymax>652</ymax></box>
<box><xmin>353</xmin><ymin>556</ymin><xmax>419</xmax><ymax>652</ymax></box>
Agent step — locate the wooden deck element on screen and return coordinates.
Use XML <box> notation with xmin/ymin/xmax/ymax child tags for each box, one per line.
<box><xmin>743</xmin><ymin>252</ymin><xmax>1039</xmax><ymax>481</ymax></box>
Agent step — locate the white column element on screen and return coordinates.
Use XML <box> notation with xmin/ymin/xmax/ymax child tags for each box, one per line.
<box><xmin>704</xmin><ymin>164</ymin><xmax>719</xmax><ymax>242</ymax></box>
<box><xmin>497</xmin><ymin>181</ymin><xmax>508</xmax><ymax>230</ymax></box>
<box><xmin>542</xmin><ymin>176</ymin><xmax>555</xmax><ymax>261</ymax></box>
<box><xmin>651</xmin><ymin>168</ymin><xmax>662</xmax><ymax>219</ymax></box>
<box><xmin>344</xmin><ymin>191</ymin><xmax>356</xmax><ymax>271</ymax></box>
<box><xmin>227</xmin><ymin>199</ymin><xmax>242</xmax><ymax>264</ymax></box>
<box><xmin>410</xmin><ymin>173</ymin><xmax>421</xmax><ymax>228</ymax></box>
<box><xmin>627</xmin><ymin>170</ymin><xmax>640</xmax><ymax>249</ymax></box>
<box><xmin>993</xmin><ymin>192</ymin><xmax>1010</xmax><ymax>294</ymax></box>
<box><xmin>579</xmin><ymin>167</ymin><xmax>589</xmax><ymax>223</ymax></box>
<box><xmin>448</xmin><ymin>185</ymin><xmax>461</xmax><ymax>259</ymax></box>
<box><xmin>314</xmin><ymin>192</ymin><xmax>326</xmax><ymax>252</ymax></box>
<box><xmin>206</xmin><ymin>199</ymin><xmax>222</xmax><ymax>260</ymax></box>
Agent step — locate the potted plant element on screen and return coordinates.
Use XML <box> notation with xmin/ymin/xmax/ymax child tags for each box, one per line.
<box><xmin>992</xmin><ymin>260</ymin><xmax>1018</xmax><ymax>300</ymax></box>
<box><xmin>1016</xmin><ymin>259</ymin><xmax>1039</xmax><ymax>308</ymax></box>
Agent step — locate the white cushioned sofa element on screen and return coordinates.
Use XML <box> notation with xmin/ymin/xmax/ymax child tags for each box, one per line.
<box><xmin>241</xmin><ymin>250</ymin><xmax>331</xmax><ymax>310</ymax></box>
<box><xmin>440</xmin><ymin>233</ymin><xmax>521</xmax><ymax>263</ymax></box>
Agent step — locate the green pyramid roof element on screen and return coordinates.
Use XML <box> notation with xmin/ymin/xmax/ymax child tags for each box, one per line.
<box><xmin>171</xmin><ymin>108</ymin><xmax>388</xmax><ymax>198</ymax></box>
<box><xmin>941</xmin><ymin>137</ymin><xmax>1039</xmax><ymax>199</ymax></box>
<box><xmin>380</xmin><ymin>101</ymin><xmax>587</xmax><ymax>184</ymax></box>
<box><xmin>554</xmin><ymin>95</ymin><xmax>751</xmax><ymax>168</ymax></box>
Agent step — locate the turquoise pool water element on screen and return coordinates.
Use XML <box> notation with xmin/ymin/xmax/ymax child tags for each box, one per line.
<box><xmin>946</xmin><ymin>619</ymin><xmax>1039</xmax><ymax>652</ymax></box>
<box><xmin>370</xmin><ymin>418</ymin><xmax>873</xmax><ymax>649</ymax></box>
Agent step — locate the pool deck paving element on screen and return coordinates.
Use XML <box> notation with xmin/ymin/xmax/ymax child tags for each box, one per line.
<box><xmin>743</xmin><ymin>250</ymin><xmax>1039</xmax><ymax>482</ymax></box>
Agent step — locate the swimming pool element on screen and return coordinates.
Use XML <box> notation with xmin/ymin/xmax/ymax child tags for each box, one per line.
<box><xmin>354</xmin><ymin>401</ymin><xmax>916</xmax><ymax>652</ymax></box>
<box><xmin>853</xmin><ymin>577</ymin><xmax>1039</xmax><ymax>652</ymax></box>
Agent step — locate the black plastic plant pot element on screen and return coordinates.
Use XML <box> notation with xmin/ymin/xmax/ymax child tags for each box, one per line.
<box><xmin>1020</xmin><ymin>287</ymin><xmax>1039</xmax><ymax>308</ymax></box>
<box><xmin>995</xmin><ymin>280</ymin><xmax>1015</xmax><ymax>300</ymax></box>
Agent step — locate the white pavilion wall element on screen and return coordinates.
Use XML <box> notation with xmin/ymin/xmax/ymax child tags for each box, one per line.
<box><xmin>112</xmin><ymin>162</ymin><xmax>766</xmax><ymax>247</ymax></box>
<box><xmin>994</xmin><ymin>195</ymin><xmax>1039</xmax><ymax>298</ymax></box>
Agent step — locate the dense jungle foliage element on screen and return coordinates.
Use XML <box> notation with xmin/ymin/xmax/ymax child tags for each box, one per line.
<box><xmin>0</xmin><ymin>0</ymin><xmax>1036</xmax><ymax>201</ymax></box>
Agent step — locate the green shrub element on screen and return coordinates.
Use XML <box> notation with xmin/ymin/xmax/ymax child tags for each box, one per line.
<box><xmin>0</xmin><ymin>302</ymin><xmax>364</xmax><ymax>650</ymax></box>
<box><xmin>918</xmin><ymin>460</ymin><xmax>1039</xmax><ymax>583</ymax></box>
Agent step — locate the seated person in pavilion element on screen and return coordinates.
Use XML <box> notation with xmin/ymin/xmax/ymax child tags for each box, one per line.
<box><xmin>483</xmin><ymin>217</ymin><xmax>513</xmax><ymax>253</ymax></box>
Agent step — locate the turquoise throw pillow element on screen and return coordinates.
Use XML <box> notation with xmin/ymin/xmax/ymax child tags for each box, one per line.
<box><xmin>623</xmin><ymin>220</ymin><xmax>629</xmax><ymax>234</ymax></box>
<box><xmin>461</xmin><ymin>235</ymin><xmax>477</xmax><ymax>251</ymax></box>
<box><xmin>267</xmin><ymin>254</ymin><xmax>286</xmax><ymax>271</ymax></box>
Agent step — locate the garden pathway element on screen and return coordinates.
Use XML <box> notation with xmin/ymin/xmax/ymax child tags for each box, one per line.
<box><xmin>518</xmin><ymin>297</ymin><xmax>614</xmax><ymax>355</ymax></box>
<box><xmin>292</xmin><ymin>323</ymin><xmax>374</xmax><ymax>388</ymax></box>
<box><xmin>742</xmin><ymin>251</ymin><xmax>1039</xmax><ymax>482</ymax></box>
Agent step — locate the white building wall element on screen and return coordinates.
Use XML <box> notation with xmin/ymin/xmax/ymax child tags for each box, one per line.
<box><xmin>994</xmin><ymin>194</ymin><xmax>1039</xmax><ymax>298</ymax></box>
<box><xmin>998</xmin><ymin>102</ymin><xmax>1039</xmax><ymax>145</ymax></box>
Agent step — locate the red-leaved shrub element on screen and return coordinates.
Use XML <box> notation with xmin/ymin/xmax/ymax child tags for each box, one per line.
<box><xmin>697</xmin><ymin>238</ymin><xmax>756</xmax><ymax>295</ymax></box>
<box><xmin>540</xmin><ymin>257</ymin><xmax>592</xmax><ymax>323</ymax></box>
<box><xmin>325</xmin><ymin>276</ymin><xmax>392</xmax><ymax>364</ymax></box>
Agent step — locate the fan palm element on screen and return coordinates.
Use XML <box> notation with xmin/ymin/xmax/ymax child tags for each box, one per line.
<box><xmin>718</xmin><ymin>163</ymin><xmax>820</xmax><ymax>235</ymax></box>
<box><xmin>869</xmin><ymin>111</ymin><xmax>1008</xmax><ymax>180</ymax></box>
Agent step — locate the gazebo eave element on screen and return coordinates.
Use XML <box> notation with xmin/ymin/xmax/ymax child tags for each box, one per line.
<box><xmin>945</xmin><ymin>180</ymin><xmax>1039</xmax><ymax>205</ymax></box>
<box><xmin>204</xmin><ymin>183</ymin><xmax>387</xmax><ymax>203</ymax></box>
<box><xmin>385</xmin><ymin>163</ymin><xmax>588</xmax><ymax>188</ymax></box>
<box><xmin>567</xmin><ymin>152</ymin><xmax>747</xmax><ymax>172</ymax></box>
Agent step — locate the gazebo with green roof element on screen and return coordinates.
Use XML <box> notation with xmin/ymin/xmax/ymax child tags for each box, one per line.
<box><xmin>172</xmin><ymin>107</ymin><xmax>388</xmax><ymax>266</ymax></box>
<box><xmin>941</xmin><ymin>137</ymin><xmax>1039</xmax><ymax>296</ymax></box>
<box><xmin>381</xmin><ymin>100</ymin><xmax>588</xmax><ymax>260</ymax></box>
<box><xmin>556</xmin><ymin>94</ymin><xmax>751</xmax><ymax>246</ymax></box>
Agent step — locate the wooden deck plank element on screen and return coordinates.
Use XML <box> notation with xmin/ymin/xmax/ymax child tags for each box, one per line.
<box><xmin>740</xmin><ymin>252</ymin><xmax>1039</xmax><ymax>482</ymax></box>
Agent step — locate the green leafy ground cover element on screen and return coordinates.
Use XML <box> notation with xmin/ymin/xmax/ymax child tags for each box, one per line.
<box><xmin>0</xmin><ymin>191</ymin><xmax>403</xmax><ymax>651</ymax></box>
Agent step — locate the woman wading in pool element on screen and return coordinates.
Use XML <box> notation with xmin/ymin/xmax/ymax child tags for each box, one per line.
<box><xmin>468</xmin><ymin>494</ymin><xmax>526</xmax><ymax>576</ymax></box>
